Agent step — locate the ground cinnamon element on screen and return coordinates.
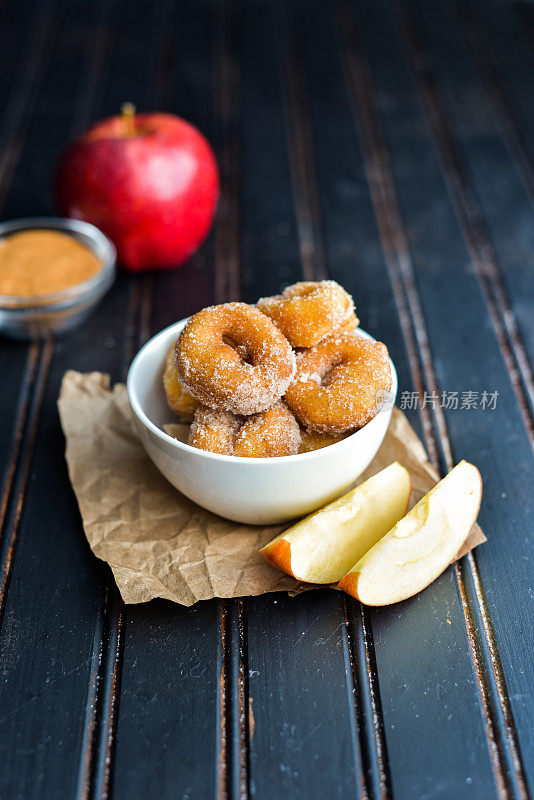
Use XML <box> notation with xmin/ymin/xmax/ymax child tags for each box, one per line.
<box><xmin>0</xmin><ymin>229</ymin><xmax>102</xmax><ymax>297</ymax></box>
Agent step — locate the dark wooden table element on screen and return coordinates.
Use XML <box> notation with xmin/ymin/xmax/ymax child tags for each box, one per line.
<box><xmin>0</xmin><ymin>0</ymin><xmax>533</xmax><ymax>798</ymax></box>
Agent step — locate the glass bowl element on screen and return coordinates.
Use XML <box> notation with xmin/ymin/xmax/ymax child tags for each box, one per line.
<box><xmin>0</xmin><ymin>217</ymin><xmax>116</xmax><ymax>340</ymax></box>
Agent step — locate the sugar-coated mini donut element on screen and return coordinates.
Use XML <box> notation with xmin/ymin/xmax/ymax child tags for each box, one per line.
<box><xmin>336</xmin><ymin>311</ymin><xmax>359</xmax><ymax>335</ymax></box>
<box><xmin>293</xmin><ymin>311</ymin><xmax>359</xmax><ymax>355</ymax></box>
<box><xmin>188</xmin><ymin>408</ymin><xmax>240</xmax><ymax>455</ymax></box>
<box><xmin>176</xmin><ymin>302</ymin><xmax>296</xmax><ymax>415</ymax></box>
<box><xmin>257</xmin><ymin>280</ymin><xmax>358</xmax><ymax>348</ymax></box>
<box><xmin>165</xmin><ymin>332</ymin><xmax>248</xmax><ymax>418</ymax></box>
<box><xmin>299</xmin><ymin>430</ymin><xmax>348</xmax><ymax>453</ymax></box>
<box><xmin>234</xmin><ymin>403</ymin><xmax>301</xmax><ymax>457</ymax></box>
<box><xmin>285</xmin><ymin>333</ymin><xmax>391</xmax><ymax>434</ymax></box>
<box><xmin>163</xmin><ymin>342</ymin><xmax>200</xmax><ymax>420</ymax></box>
<box><xmin>189</xmin><ymin>403</ymin><xmax>301</xmax><ymax>457</ymax></box>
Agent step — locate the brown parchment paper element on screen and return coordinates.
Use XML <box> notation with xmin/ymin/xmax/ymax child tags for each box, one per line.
<box><xmin>57</xmin><ymin>371</ymin><xmax>485</xmax><ymax>606</ymax></box>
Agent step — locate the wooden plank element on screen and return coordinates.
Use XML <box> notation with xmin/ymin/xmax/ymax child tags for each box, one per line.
<box><xmin>150</xmin><ymin>0</ymin><xmax>218</xmax><ymax>327</ymax></box>
<box><xmin>0</xmin><ymin>295</ymin><xmax>129</xmax><ymax>800</ymax></box>
<box><xmin>0</xmin><ymin>345</ymin><xmax>39</xmax><ymax>566</ymax></box>
<box><xmin>239</xmin><ymin>2</ymin><xmax>366</xmax><ymax>798</ymax></box>
<box><xmin>0</xmin><ymin>1</ymin><xmax>133</xmax><ymax>799</ymax></box>
<box><xmin>109</xmin><ymin>4</ymin><xmax>226</xmax><ymax>800</ymax></box>
<box><xmin>111</xmin><ymin>600</ymin><xmax>222</xmax><ymax>799</ymax></box>
<box><xmin>0</xmin><ymin>0</ymin><xmax>59</xmax><ymax>213</ymax></box>
<box><xmin>0</xmin><ymin>13</ymin><xmax>47</xmax><ymax>486</ymax></box>
<box><xmin>240</xmin><ymin>0</ymin><xmax>301</xmax><ymax>303</ymax></box>
<box><xmin>0</xmin><ymin>0</ymin><xmax>66</xmax><ymax>560</ymax></box>
<box><xmin>467</xmin><ymin>0</ymin><xmax>534</xmax><ymax>181</ymax></box>
<box><xmin>277</xmin><ymin>0</ymin><xmax>327</xmax><ymax>282</ymax></box>
<box><xmin>512</xmin><ymin>0</ymin><xmax>534</xmax><ymax>57</ymax></box>
<box><xmin>75</xmin><ymin>7</ymin><xmax>178</xmax><ymax>791</ymax></box>
<box><xmin>247</xmin><ymin>591</ymin><xmax>362</xmax><ymax>800</ymax></box>
<box><xmin>299</xmin><ymin>0</ymin><xmax>420</xmax><ymax>437</ymax></box>
<box><xmin>450</xmin><ymin>0</ymin><xmax>534</xmax><ymax>205</ymax></box>
<box><xmin>449</xmin><ymin>0</ymin><xmax>534</xmax><ymax>385</ymax></box>
<box><xmin>354</xmin><ymin>0</ymin><xmax>534</xmax><ymax>796</ymax></box>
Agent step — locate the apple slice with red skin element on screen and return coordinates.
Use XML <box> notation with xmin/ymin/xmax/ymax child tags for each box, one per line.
<box><xmin>260</xmin><ymin>462</ymin><xmax>411</xmax><ymax>584</ymax></box>
<box><xmin>338</xmin><ymin>460</ymin><xmax>482</xmax><ymax>605</ymax></box>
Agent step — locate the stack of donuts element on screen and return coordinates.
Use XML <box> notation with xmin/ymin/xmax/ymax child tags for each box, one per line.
<box><xmin>163</xmin><ymin>280</ymin><xmax>392</xmax><ymax>457</ymax></box>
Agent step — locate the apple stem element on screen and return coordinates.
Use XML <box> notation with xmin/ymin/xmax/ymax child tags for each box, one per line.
<box><xmin>121</xmin><ymin>102</ymin><xmax>136</xmax><ymax>136</ymax></box>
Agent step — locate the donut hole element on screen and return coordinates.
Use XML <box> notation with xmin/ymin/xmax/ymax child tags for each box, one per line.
<box><xmin>290</xmin><ymin>284</ymin><xmax>316</xmax><ymax>298</ymax></box>
<box><xmin>317</xmin><ymin>356</ymin><xmax>347</xmax><ymax>387</ymax></box>
<box><xmin>222</xmin><ymin>335</ymin><xmax>254</xmax><ymax>366</ymax></box>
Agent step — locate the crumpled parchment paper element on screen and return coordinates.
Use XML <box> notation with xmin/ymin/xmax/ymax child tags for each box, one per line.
<box><xmin>58</xmin><ymin>371</ymin><xmax>485</xmax><ymax>606</ymax></box>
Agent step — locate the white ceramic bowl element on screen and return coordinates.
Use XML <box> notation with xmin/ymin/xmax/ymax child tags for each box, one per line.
<box><xmin>127</xmin><ymin>319</ymin><xmax>397</xmax><ymax>525</ymax></box>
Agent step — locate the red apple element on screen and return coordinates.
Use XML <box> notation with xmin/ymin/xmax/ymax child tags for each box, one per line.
<box><xmin>55</xmin><ymin>105</ymin><xmax>219</xmax><ymax>271</ymax></box>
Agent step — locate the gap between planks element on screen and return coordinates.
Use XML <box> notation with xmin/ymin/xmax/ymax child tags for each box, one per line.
<box><xmin>218</xmin><ymin>599</ymin><xmax>250</xmax><ymax>800</ymax></box>
<box><xmin>0</xmin><ymin>341</ymin><xmax>53</xmax><ymax>628</ymax></box>
<box><xmin>214</xmin><ymin>0</ymin><xmax>242</xmax><ymax>306</ymax></box>
<box><xmin>212</xmin><ymin>1</ymin><xmax>250</xmax><ymax>798</ymax></box>
<box><xmin>342</xmin><ymin>596</ymin><xmax>391</xmax><ymax>800</ymax></box>
<box><xmin>336</xmin><ymin>1</ymin><xmax>528</xmax><ymax>798</ymax></box>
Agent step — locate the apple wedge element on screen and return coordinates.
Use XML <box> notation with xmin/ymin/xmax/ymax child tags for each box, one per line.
<box><xmin>260</xmin><ymin>462</ymin><xmax>411</xmax><ymax>583</ymax></box>
<box><xmin>338</xmin><ymin>460</ymin><xmax>482</xmax><ymax>605</ymax></box>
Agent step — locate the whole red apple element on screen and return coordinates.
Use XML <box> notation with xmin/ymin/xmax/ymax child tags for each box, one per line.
<box><xmin>55</xmin><ymin>105</ymin><xmax>219</xmax><ymax>271</ymax></box>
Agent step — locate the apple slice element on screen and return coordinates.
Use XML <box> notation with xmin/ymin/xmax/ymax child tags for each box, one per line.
<box><xmin>338</xmin><ymin>460</ymin><xmax>482</xmax><ymax>605</ymax></box>
<box><xmin>260</xmin><ymin>462</ymin><xmax>411</xmax><ymax>583</ymax></box>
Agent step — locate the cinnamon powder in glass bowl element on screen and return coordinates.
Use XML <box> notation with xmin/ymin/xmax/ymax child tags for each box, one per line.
<box><xmin>0</xmin><ymin>217</ymin><xmax>116</xmax><ymax>339</ymax></box>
